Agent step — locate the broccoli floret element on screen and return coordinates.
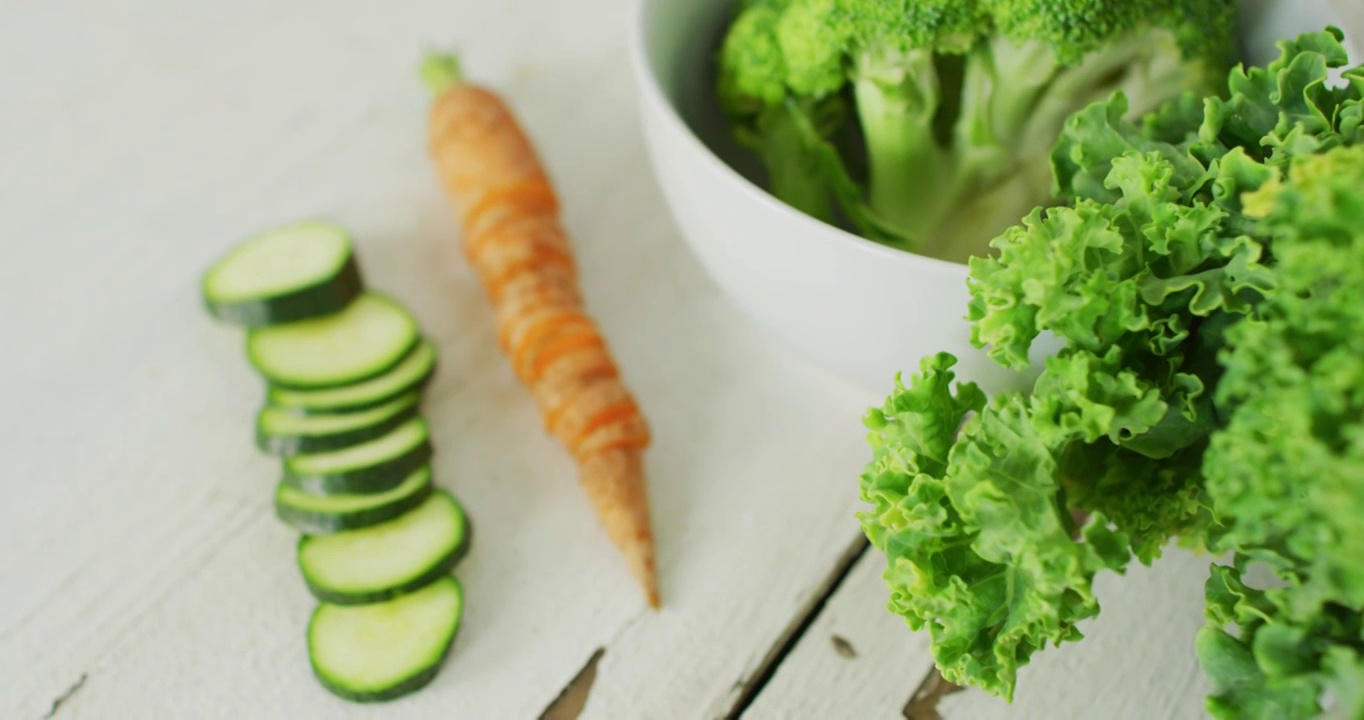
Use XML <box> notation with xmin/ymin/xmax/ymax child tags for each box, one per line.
<box><xmin>715</xmin><ymin>0</ymin><xmax>1239</xmax><ymax>262</ymax></box>
<box><xmin>716</xmin><ymin>0</ymin><xmax>848</xmax><ymax>223</ymax></box>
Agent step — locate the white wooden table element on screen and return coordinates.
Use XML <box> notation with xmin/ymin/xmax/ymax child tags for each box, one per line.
<box><xmin>4</xmin><ymin>1</ymin><xmax>1350</xmax><ymax>718</ymax></box>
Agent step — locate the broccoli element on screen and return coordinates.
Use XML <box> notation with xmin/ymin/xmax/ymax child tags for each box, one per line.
<box><xmin>716</xmin><ymin>0</ymin><xmax>1239</xmax><ymax>262</ymax></box>
<box><xmin>716</xmin><ymin>0</ymin><xmax>851</xmax><ymax>225</ymax></box>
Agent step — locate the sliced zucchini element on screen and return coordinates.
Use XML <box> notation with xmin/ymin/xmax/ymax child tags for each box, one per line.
<box><xmin>307</xmin><ymin>575</ymin><xmax>463</xmax><ymax>703</ymax></box>
<box><xmin>246</xmin><ymin>292</ymin><xmax>419</xmax><ymax>389</ymax></box>
<box><xmin>202</xmin><ymin>219</ymin><xmax>364</xmax><ymax>327</ymax></box>
<box><xmin>283</xmin><ymin>417</ymin><xmax>432</xmax><ymax>495</ymax></box>
<box><xmin>256</xmin><ymin>392</ymin><xmax>420</xmax><ymax>456</ymax></box>
<box><xmin>266</xmin><ymin>340</ymin><xmax>438</xmax><ymax>415</ymax></box>
<box><xmin>298</xmin><ymin>490</ymin><xmax>470</xmax><ymax>604</ymax></box>
<box><xmin>275</xmin><ymin>465</ymin><xmax>434</xmax><ymax>534</ymax></box>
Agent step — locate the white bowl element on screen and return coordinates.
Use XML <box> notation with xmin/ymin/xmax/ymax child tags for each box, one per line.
<box><xmin>628</xmin><ymin>0</ymin><xmax>1354</xmax><ymax>396</ymax></box>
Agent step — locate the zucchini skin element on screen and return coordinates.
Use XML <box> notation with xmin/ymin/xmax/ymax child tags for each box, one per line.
<box><xmin>298</xmin><ymin>516</ymin><xmax>472</xmax><ymax>606</ymax></box>
<box><xmin>274</xmin><ymin>481</ymin><xmax>434</xmax><ymax>535</ymax></box>
<box><xmin>282</xmin><ymin>441</ymin><xmax>433</xmax><ymax>496</ymax></box>
<box><xmin>255</xmin><ymin>401</ymin><xmax>421</xmax><ymax>457</ymax></box>
<box><xmin>305</xmin><ymin>578</ymin><xmax>463</xmax><ymax>703</ymax></box>
<box><xmin>264</xmin><ymin>355</ymin><xmax>438</xmax><ymax>416</ymax></box>
<box><xmin>309</xmin><ymin>635</ymin><xmax>457</xmax><ymax>703</ymax></box>
<box><xmin>204</xmin><ymin>255</ymin><xmax>363</xmax><ymax>327</ymax></box>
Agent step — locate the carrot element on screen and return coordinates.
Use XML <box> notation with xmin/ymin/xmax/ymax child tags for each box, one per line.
<box><xmin>420</xmin><ymin>53</ymin><xmax>661</xmax><ymax>608</ymax></box>
<box><xmin>527</xmin><ymin>331</ymin><xmax>605</xmax><ymax>383</ymax></box>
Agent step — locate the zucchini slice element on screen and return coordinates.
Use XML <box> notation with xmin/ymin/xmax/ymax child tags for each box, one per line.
<box><xmin>246</xmin><ymin>292</ymin><xmax>419</xmax><ymax>389</ymax></box>
<box><xmin>266</xmin><ymin>340</ymin><xmax>438</xmax><ymax>415</ymax></box>
<box><xmin>275</xmin><ymin>465</ymin><xmax>434</xmax><ymax>534</ymax></box>
<box><xmin>297</xmin><ymin>490</ymin><xmax>470</xmax><ymax>604</ymax></box>
<box><xmin>283</xmin><ymin>417</ymin><xmax>432</xmax><ymax>495</ymax></box>
<box><xmin>255</xmin><ymin>392</ymin><xmax>421</xmax><ymax>456</ymax></box>
<box><xmin>307</xmin><ymin>575</ymin><xmax>463</xmax><ymax>703</ymax></box>
<box><xmin>202</xmin><ymin>219</ymin><xmax>363</xmax><ymax>327</ymax></box>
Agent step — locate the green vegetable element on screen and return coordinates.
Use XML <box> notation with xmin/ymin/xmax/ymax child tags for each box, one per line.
<box><xmin>282</xmin><ymin>416</ymin><xmax>434</xmax><ymax>496</ymax></box>
<box><xmin>716</xmin><ymin>2</ymin><xmax>850</xmax><ymax>225</ymax></box>
<box><xmin>307</xmin><ymin>575</ymin><xmax>464</xmax><ymax>702</ymax></box>
<box><xmin>246</xmin><ymin>292</ymin><xmax>420</xmax><ymax>390</ymax></box>
<box><xmin>1197</xmin><ymin>145</ymin><xmax>1364</xmax><ymax>720</ymax></box>
<box><xmin>297</xmin><ymin>490</ymin><xmax>471</xmax><ymax>605</ymax></box>
<box><xmin>200</xmin><ymin>218</ymin><xmax>475</xmax><ymax>704</ymax></box>
<box><xmin>274</xmin><ymin>465</ymin><xmax>435</xmax><ymax>534</ymax></box>
<box><xmin>201</xmin><ymin>219</ymin><xmax>364</xmax><ymax>327</ymax></box>
<box><xmin>716</xmin><ymin>0</ymin><xmax>1238</xmax><ymax>262</ymax></box>
<box><xmin>857</xmin><ymin>29</ymin><xmax>1364</xmax><ymax>716</ymax></box>
<box><xmin>266</xmin><ymin>339</ymin><xmax>438</xmax><ymax>415</ymax></box>
<box><xmin>255</xmin><ymin>392</ymin><xmax>422</xmax><ymax>457</ymax></box>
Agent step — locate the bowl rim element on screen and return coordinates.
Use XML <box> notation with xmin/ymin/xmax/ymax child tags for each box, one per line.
<box><xmin>624</xmin><ymin>0</ymin><xmax>972</xmax><ymax>281</ymax></box>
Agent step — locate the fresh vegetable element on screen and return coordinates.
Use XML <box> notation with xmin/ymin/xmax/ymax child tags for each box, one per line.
<box><xmin>266</xmin><ymin>339</ymin><xmax>438</xmax><ymax>415</ymax></box>
<box><xmin>307</xmin><ymin>575</ymin><xmax>464</xmax><ymax>703</ymax></box>
<box><xmin>203</xmin><ymin>218</ymin><xmax>474</xmax><ymax>703</ymax></box>
<box><xmin>716</xmin><ymin>0</ymin><xmax>1239</xmax><ymax>262</ymax></box>
<box><xmin>420</xmin><ymin>52</ymin><xmax>660</xmax><ymax>607</ymax></box>
<box><xmin>256</xmin><ymin>392</ymin><xmax>422</xmax><ymax>456</ymax></box>
<box><xmin>246</xmin><ymin>292</ymin><xmax>419</xmax><ymax>389</ymax></box>
<box><xmin>201</xmin><ymin>219</ymin><xmax>364</xmax><ymax>326</ymax></box>
<box><xmin>275</xmin><ymin>465</ymin><xmax>435</xmax><ymax>534</ymax></box>
<box><xmin>1197</xmin><ymin>145</ymin><xmax>1364</xmax><ymax>719</ymax></box>
<box><xmin>297</xmin><ymin>489</ymin><xmax>470</xmax><ymax>604</ymax></box>
<box><xmin>856</xmin><ymin>29</ymin><xmax>1364</xmax><ymax>717</ymax></box>
<box><xmin>283</xmin><ymin>416</ymin><xmax>433</xmax><ymax>496</ymax></box>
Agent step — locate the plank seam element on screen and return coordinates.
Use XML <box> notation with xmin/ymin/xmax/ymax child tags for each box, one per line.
<box><xmin>722</xmin><ymin>534</ymin><xmax>870</xmax><ymax>720</ymax></box>
<box><xmin>539</xmin><ymin>648</ymin><xmax>605</xmax><ymax>720</ymax></box>
<box><xmin>902</xmin><ymin>666</ymin><xmax>962</xmax><ymax>720</ymax></box>
<box><xmin>41</xmin><ymin>673</ymin><xmax>87</xmax><ymax>719</ymax></box>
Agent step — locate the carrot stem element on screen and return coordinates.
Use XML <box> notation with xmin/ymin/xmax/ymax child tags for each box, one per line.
<box><xmin>420</xmin><ymin>52</ymin><xmax>463</xmax><ymax>96</ymax></box>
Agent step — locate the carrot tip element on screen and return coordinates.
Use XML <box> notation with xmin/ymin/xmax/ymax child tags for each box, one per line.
<box><xmin>420</xmin><ymin>51</ymin><xmax>463</xmax><ymax>96</ymax></box>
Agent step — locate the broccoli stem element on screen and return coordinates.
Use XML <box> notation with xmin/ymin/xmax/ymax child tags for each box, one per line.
<box><xmin>746</xmin><ymin>105</ymin><xmax>838</xmax><ymax>223</ymax></box>
<box><xmin>906</xmin><ymin>39</ymin><xmax>1073</xmax><ymax>261</ymax></box>
<box><xmin>1020</xmin><ymin>33</ymin><xmax>1156</xmax><ymax>151</ymax></box>
<box><xmin>946</xmin><ymin>40</ymin><xmax>1062</xmax><ymax>198</ymax></box>
<box><xmin>919</xmin><ymin>32</ymin><xmax>1198</xmax><ymax>264</ymax></box>
<box><xmin>921</xmin><ymin>158</ymin><xmax>1055</xmax><ymax>262</ymax></box>
<box><xmin>847</xmin><ymin>41</ymin><xmax>1058</xmax><ymax>254</ymax></box>
<box><xmin>852</xmin><ymin>48</ymin><xmax>951</xmax><ymax>245</ymax></box>
<box><xmin>974</xmin><ymin>38</ymin><xmax>1063</xmax><ymax>150</ymax></box>
<box><xmin>736</xmin><ymin>102</ymin><xmax>840</xmax><ymax>222</ymax></box>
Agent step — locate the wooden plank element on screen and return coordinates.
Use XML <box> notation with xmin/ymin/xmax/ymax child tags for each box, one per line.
<box><xmin>0</xmin><ymin>0</ymin><xmax>882</xmax><ymax>717</ymax></box>
<box><xmin>741</xmin><ymin>548</ymin><xmax>938</xmax><ymax>720</ymax></box>
<box><xmin>742</xmin><ymin>545</ymin><xmax>1216</xmax><ymax>719</ymax></box>
<box><xmin>22</xmin><ymin>147</ymin><xmax>879</xmax><ymax>718</ymax></box>
<box><xmin>567</xmin><ymin>355</ymin><xmax>879</xmax><ymax>718</ymax></box>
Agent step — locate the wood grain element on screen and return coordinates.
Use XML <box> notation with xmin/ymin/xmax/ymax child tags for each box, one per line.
<box><xmin>744</xmin><ymin>541</ymin><xmax>1218</xmax><ymax>720</ymax></box>
<box><xmin>742</xmin><ymin>550</ymin><xmax>938</xmax><ymax>719</ymax></box>
<box><xmin>2</xmin><ymin>1</ymin><xmax>1350</xmax><ymax>718</ymax></box>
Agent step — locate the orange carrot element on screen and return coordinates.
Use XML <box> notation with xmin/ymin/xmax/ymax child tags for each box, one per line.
<box><xmin>527</xmin><ymin>332</ymin><xmax>605</xmax><ymax>383</ymax></box>
<box><xmin>421</xmin><ymin>53</ymin><xmax>660</xmax><ymax>608</ymax></box>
